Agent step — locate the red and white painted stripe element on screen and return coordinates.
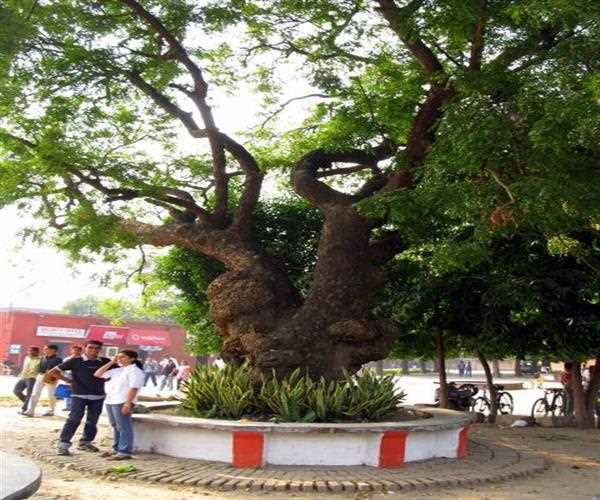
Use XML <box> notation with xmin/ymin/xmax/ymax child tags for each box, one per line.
<box><xmin>135</xmin><ymin>422</ymin><xmax>470</xmax><ymax>468</ymax></box>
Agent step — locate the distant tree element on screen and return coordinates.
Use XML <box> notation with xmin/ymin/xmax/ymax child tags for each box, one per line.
<box><xmin>62</xmin><ymin>295</ymin><xmax>101</xmax><ymax>316</ymax></box>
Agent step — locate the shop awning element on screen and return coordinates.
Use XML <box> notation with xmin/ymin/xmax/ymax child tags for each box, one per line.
<box><xmin>86</xmin><ymin>325</ymin><xmax>130</xmax><ymax>345</ymax></box>
<box><xmin>126</xmin><ymin>329</ymin><xmax>171</xmax><ymax>347</ymax></box>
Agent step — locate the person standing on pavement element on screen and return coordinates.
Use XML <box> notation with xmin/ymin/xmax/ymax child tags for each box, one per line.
<box><xmin>24</xmin><ymin>344</ymin><xmax>62</xmax><ymax>417</ymax></box>
<box><xmin>94</xmin><ymin>349</ymin><xmax>145</xmax><ymax>460</ymax></box>
<box><xmin>58</xmin><ymin>344</ymin><xmax>83</xmax><ymax>412</ymax></box>
<box><xmin>46</xmin><ymin>340</ymin><xmax>111</xmax><ymax>455</ymax></box>
<box><xmin>14</xmin><ymin>347</ymin><xmax>41</xmax><ymax>414</ymax></box>
<box><xmin>142</xmin><ymin>356</ymin><xmax>159</xmax><ymax>387</ymax></box>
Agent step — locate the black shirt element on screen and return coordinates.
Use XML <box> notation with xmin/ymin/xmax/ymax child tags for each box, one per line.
<box><xmin>38</xmin><ymin>355</ymin><xmax>63</xmax><ymax>374</ymax></box>
<box><xmin>57</xmin><ymin>356</ymin><xmax>111</xmax><ymax>396</ymax></box>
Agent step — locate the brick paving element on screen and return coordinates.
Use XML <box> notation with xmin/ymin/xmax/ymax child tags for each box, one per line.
<box><xmin>24</xmin><ymin>438</ymin><xmax>546</xmax><ymax>494</ymax></box>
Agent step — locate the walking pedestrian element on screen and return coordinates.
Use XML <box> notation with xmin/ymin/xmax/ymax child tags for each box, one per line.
<box><xmin>14</xmin><ymin>347</ymin><xmax>41</xmax><ymax>414</ymax></box>
<box><xmin>142</xmin><ymin>357</ymin><xmax>159</xmax><ymax>387</ymax></box>
<box><xmin>465</xmin><ymin>361</ymin><xmax>472</xmax><ymax>377</ymax></box>
<box><xmin>46</xmin><ymin>341</ymin><xmax>111</xmax><ymax>456</ymax></box>
<box><xmin>159</xmin><ymin>357</ymin><xmax>177</xmax><ymax>392</ymax></box>
<box><xmin>94</xmin><ymin>350</ymin><xmax>145</xmax><ymax>460</ymax></box>
<box><xmin>24</xmin><ymin>344</ymin><xmax>62</xmax><ymax>417</ymax></box>
<box><xmin>458</xmin><ymin>359</ymin><xmax>465</xmax><ymax>377</ymax></box>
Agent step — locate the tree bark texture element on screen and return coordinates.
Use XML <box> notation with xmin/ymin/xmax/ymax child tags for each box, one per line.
<box><xmin>203</xmin><ymin>203</ymin><xmax>401</xmax><ymax>379</ymax></box>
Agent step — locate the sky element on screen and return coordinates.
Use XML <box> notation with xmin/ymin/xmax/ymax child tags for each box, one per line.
<box><xmin>0</xmin><ymin>204</ymin><xmax>140</xmax><ymax>309</ymax></box>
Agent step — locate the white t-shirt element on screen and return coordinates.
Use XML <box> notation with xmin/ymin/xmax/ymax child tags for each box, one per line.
<box><xmin>102</xmin><ymin>364</ymin><xmax>145</xmax><ymax>405</ymax></box>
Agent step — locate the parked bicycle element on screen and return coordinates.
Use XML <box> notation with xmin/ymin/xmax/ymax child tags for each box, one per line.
<box><xmin>470</xmin><ymin>384</ymin><xmax>514</xmax><ymax>415</ymax></box>
<box><xmin>531</xmin><ymin>388</ymin><xmax>566</xmax><ymax>418</ymax></box>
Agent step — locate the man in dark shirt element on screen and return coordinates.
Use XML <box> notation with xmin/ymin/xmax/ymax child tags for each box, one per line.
<box><xmin>47</xmin><ymin>340</ymin><xmax>110</xmax><ymax>456</ymax></box>
<box><xmin>24</xmin><ymin>344</ymin><xmax>62</xmax><ymax>417</ymax></box>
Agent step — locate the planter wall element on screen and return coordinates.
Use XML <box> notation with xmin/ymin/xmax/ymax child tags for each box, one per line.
<box><xmin>132</xmin><ymin>407</ymin><xmax>471</xmax><ymax>468</ymax></box>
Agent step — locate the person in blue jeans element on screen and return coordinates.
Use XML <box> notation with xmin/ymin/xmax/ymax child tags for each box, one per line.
<box><xmin>94</xmin><ymin>350</ymin><xmax>145</xmax><ymax>460</ymax></box>
<box><xmin>47</xmin><ymin>341</ymin><xmax>111</xmax><ymax>456</ymax></box>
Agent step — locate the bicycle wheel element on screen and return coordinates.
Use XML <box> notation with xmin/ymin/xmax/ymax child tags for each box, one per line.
<box><xmin>531</xmin><ymin>398</ymin><xmax>548</xmax><ymax>419</ymax></box>
<box><xmin>551</xmin><ymin>392</ymin><xmax>566</xmax><ymax>416</ymax></box>
<box><xmin>471</xmin><ymin>397</ymin><xmax>490</xmax><ymax>415</ymax></box>
<box><xmin>498</xmin><ymin>392</ymin><xmax>514</xmax><ymax>415</ymax></box>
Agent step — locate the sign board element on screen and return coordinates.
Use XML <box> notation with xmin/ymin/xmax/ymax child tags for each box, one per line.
<box><xmin>126</xmin><ymin>329</ymin><xmax>171</xmax><ymax>347</ymax></box>
<box><xmin>36</xmin><ymin>326</ymin><xmax>86</xmax><ymax>338</ymax></box>
<box><xmin>87</xmin><ymin>325</ymin><xmax>129</xmax><ymax>345</ymax></box>
<box><xmin>9</xmin><ymin>344</ymin><xmax>21</xmax><ymax>354</ymax></box>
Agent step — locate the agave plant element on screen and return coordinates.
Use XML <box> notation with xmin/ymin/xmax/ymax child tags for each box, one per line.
<box><xmin>182</xmin><ymin>363</ymin><xmax>256</xmax><ymax>419</ymax></box>
<box><xmin>182</xmin><ymin>364</ymin><xmax>406</xmax><ymax>422</ymax></box>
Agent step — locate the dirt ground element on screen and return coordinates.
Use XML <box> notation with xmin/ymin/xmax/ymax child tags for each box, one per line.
<box><xmin>1</xmin><ymin>406</ymin><xmax>600</xmax><ymax>500</ymax></box>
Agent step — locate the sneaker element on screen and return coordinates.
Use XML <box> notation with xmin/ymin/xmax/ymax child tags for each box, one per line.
<box><xmin>42</xmin><ymin>410</ymin><xmax>54</xmax><ymax>416</ymax></box>
<box><xmin>77</xmin><ymin>442</ymin><xmax>100</xmax><ymax>452</ymax></box>
<box><xmin>57</xmin><ymin>445</ymin><xmax>71</xmax><ymax>456</ymax></box>
<box><xmin>107</xmin><ymin>453</ymin><xmax>132</xmax><ymax>461</ymax></box>
<box><xmin>22</xmin><ymin>411</ymin><xmax>34</xmax><ymax>418</ymax></box>
<box><xmin>100</xmin><ymin>450</ymin><xmax>118</xmax><ymax>458</ymax></box>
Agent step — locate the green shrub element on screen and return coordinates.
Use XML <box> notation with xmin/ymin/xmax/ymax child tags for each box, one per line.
<box><xmin>181</xmin><ymin>363</ymin><xmax>255</xmax><ymax>419</ymax></box>
<box><xmin>181</xmin><ymin>363</ymin><xmax>406</xmax><ymax>422</ymax></box>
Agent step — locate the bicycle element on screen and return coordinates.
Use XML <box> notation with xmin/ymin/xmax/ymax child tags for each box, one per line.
<box><xmin>531</xmin><ymin>388</ymin><xmax>566</xmax><ymax>418</ymax></box>
<box><xmin>470</xmin><ymin>384</ymin><xmax>514</xmax><ymax>415</ymax></box>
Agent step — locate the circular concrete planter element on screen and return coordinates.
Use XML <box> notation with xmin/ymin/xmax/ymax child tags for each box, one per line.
<box><xmin>132</xmin><ymin>407</ymin><xmax>471</xmax><ymax>468</ymax></box>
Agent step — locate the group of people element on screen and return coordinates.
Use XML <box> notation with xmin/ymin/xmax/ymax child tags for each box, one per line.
<box><xmin>142</xmin><ymin>356</ymin><xmax>191</xmax><ymax>391</ymax></box>
<box><xmin>13</xmin><ymin>341</ymin><xmax>193</xmax><ymax>459</ymax></box>
<box><xmin>457</xmin><ymin>359</ymin><xmax>473</xmax><ymax>377</ymax></box>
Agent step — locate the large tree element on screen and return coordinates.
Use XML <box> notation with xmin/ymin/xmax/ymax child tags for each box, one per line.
<box><xmin>1</xmin><ymin>1</ymin><xmax>599</xmax><ymax>378</ymax></box>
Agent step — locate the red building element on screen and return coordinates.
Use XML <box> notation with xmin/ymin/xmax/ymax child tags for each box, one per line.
<box><xmin>0</xmin><ymin>308</ymin><xmax>196</xmax><ymax>367</ymax></box>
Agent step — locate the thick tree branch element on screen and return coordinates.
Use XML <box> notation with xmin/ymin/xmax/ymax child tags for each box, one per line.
<box><xmin>376</xmin><ymin>0</ymin><xmax>444</xmax><ymax>78</ymax></box>
<box><xmin>125</xmin><ymin>70</ymin><xmax>205</xmax><ymax>137</ymax></box>
<box><xmin>405</xmin><ymin>85</ymin><xmax>455</xmax><ymax>167</ymax></box>
<box><xmin>469</xmin><ymin>1</ymin><xmax>487</xmax><ymax>71</ymax></box>
<box><xmin>292</xmin><ymin>142</ymin><xmax>397</xmax><ymax>210</ymax></box>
